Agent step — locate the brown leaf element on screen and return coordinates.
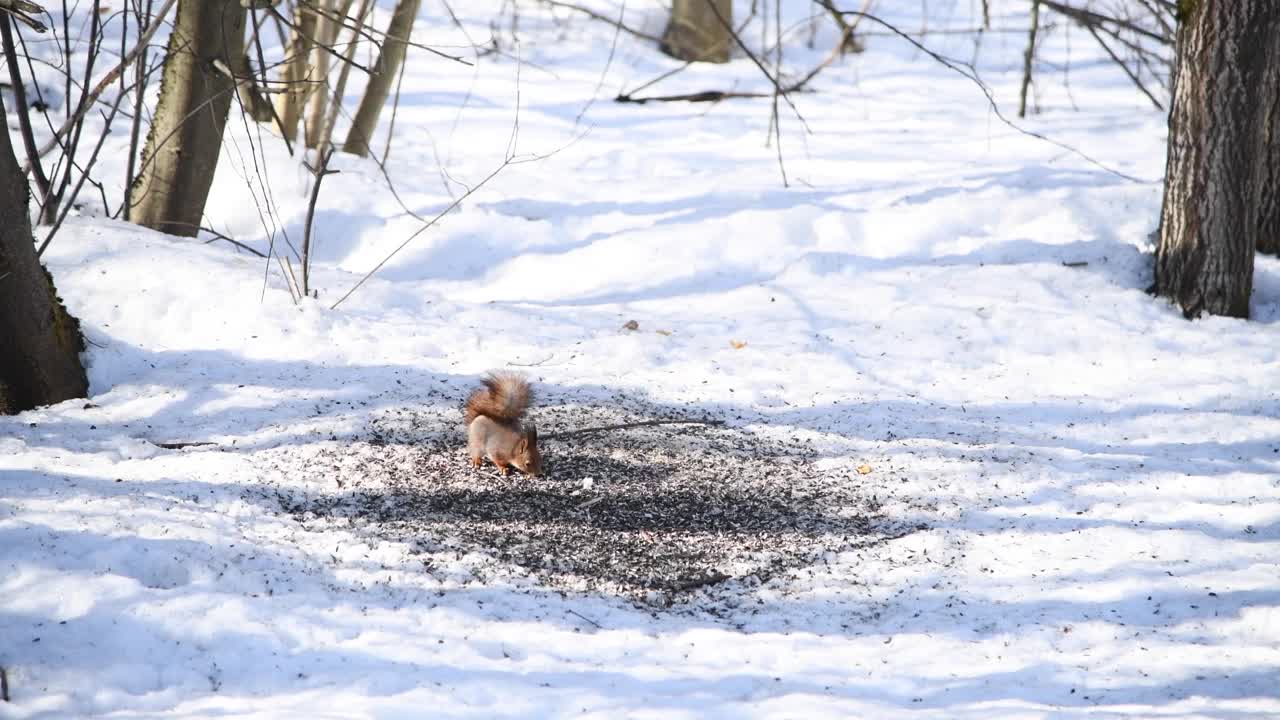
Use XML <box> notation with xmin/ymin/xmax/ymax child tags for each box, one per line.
<box><xmin>730</xmin><ymin>340</ymin><xmax>747</xmax><ymax>349</ymax></box>
<box><xmin>856</xmin><ymin>464</ymin><xmax>873</xmax><ymax>475</ymax></box>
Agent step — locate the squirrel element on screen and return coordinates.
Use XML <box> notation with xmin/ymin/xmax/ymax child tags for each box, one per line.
<box><xmin>464</xmin><ymin>372</ymin><xmax>543</xmax><ymax>476</ymax></box>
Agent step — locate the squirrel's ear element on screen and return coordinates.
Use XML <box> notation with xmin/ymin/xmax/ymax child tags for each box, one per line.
<box><xmin>526</xmin><ymin>423</ymin><xmax>538</xmax><ymax>442</ymax></box>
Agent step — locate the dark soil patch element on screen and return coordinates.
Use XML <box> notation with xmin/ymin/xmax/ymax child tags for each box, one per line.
<box><xmin>272</xmin><ymin>396</ymin><xmax>924</xmax><ymax>602</ymax></box>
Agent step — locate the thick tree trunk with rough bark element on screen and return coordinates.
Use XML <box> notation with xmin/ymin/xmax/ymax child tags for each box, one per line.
<box><xmin>342</xmin><ymin>0</ymin><xmax>420</xmax><ymax>157</ymax></box>
<box><xmin>0</xmin><ymin>94</ymin><xmax>88</xmax><ymax>414</ymax></box>
<box><xmin>1154</xmin><ymin>1</ymin><xmax>1280</xmax><ymax>318</ymax></box>
<box><xmin>1253</xmin><ymin>31</ymin><xmax>1280</xmax><ymax>255</ymax></box>
<box><xmin>127</xmin><ymin>0</ymin><xmax>246</xmax><ymax>236</ymax></box>
<box><xmin>661</xmin><ymin>0</ymin><xmax>733</xmax><ymax>64</ymax></box>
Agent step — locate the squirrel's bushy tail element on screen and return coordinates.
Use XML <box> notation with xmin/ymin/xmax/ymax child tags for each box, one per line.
<box><xmin>464</xmin><ymin>372</ymin><xmax>532</xmax><ymax>426</ymax></box>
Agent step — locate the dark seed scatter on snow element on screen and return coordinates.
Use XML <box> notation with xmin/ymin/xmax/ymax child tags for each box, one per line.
<box><xmin>269</xmin><ymin>394</ymin><xmax>924</xmax><ymax>601</ymax></box>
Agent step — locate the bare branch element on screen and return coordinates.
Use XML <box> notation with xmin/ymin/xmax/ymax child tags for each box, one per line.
<box><xmin>1038</xmin><ymin>0</ymin><xmax>1169</xmax><ymax>45</ymax></box>
<box><xmin>0</xmin><ymin>0</ymin><xmax>47</xmax><ymax>32</ymax></box>
<box><xmin>33</xmin><ymin>0</ymin><xmax>179</xmax><ymax>159</ymax></box>
<box><xmin>829</xmin><ymin>6</ymin><xmax>1152</xmax><ymax>183</ymax></box>
<box><xmin>536</xmin><ymin>0</ymin><xmax>661</xmax><ymax>44</ymax></box>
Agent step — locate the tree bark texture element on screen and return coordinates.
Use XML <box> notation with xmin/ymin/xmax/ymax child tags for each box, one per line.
<box><xmin>342</xmin><ymin>0</ymin><xmax>420</xmax><ymax>157</ymax></box>
<box><xmin>127</xmin><ymin>0</ymin><xmax>246</xmax><ymax>236</ymax></box>
<box><xmin>0</xmin><ymin>93</ymin><xmax>88</xmax><ymax>414</ymax></box>
<box><xmin>661</xmin><ymin>0</ymin><xmax>733</xmax><ymax>64</ymax></box>
<box><xmin>1154</xmin><ymin>1</ymin><xmax>1280</xmax><ymax>318</ymax></box>
<box><xmin>1253</xmin><ymin>28</ymin><xmax>1280</xmax><ymax>255</ymax></box>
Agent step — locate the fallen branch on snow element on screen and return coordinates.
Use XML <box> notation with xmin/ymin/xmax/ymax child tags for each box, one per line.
<box><xmin>546</xmin><ymin>418</ymin><xmax>725</xmax><ymax>440</ymax></box>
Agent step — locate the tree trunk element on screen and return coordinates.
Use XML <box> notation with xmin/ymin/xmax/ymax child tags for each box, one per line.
<box><xmin>313</xmin><ymin>0</ymin><xmax>374</xmax><ymax>153</ymax></box>
<box><xmin>1253</xmin><ymin>29</ymin><xmax>1280</xmax><ymax>255</ymax></box>
<box><xmin>305</xmin><ymin>0</ymin><xmax>349</xmax><ymax>150</ymax></box>
<box><xmin>661</xmin><ymin>0</ymin><xmax>733</xmax><ymax>64</ymax></box>
<box><xmin>341</xmin><ymin>0</ymin><xmax>420</xmax><ymax>157</ymax></box>
<box><xmin>127</xmin><ymin>0</ymin><xmax>246</xmax><ymax>236</ymax></box>
<box><xmin>274</xmin><ymin>1</ymin><xmax>318</xmax><ymax>142</ymax></box>
<box><xmin>0</xmin><ymin>92</ymin><xmax>88</xmax><ymax>414</ymax></box>
<box><xmin>1153</xmin><ymin>1</ymin><xmax>1280</xmax><ymax>318</ymax></box>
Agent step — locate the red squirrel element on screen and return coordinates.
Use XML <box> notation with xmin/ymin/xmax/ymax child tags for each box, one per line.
<box><xmin>465</xmin><ymin>372</ymin><xmax>542</xmax><ymax>476</ymax></box>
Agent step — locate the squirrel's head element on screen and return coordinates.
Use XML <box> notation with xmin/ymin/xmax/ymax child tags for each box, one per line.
<box><xmin>512</xmin><ymin>423</ymin><xmax>542</xmax><ymax>476</ymax></box>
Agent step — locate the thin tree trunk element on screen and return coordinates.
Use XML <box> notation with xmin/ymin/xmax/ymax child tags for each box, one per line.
<box><xmin>0</xmin><ymin>92</ymin><xmax>88</xmax><ymax>414</ymax></box>
<box><xmin>315</xmin><ymin>0</ymin><xmax>373</xmax><ymax>153</ymax></box>
<box><xmin>1018</xmin><ymin>0</ymin><xmax>1040</xmax><ymax>118</ymax></box>
<box><xmin>1153</xmin><ymin>1</ymin><xmax>1279</xmax><ymax>318</ymax></box>
<box><xmin>305</xmin><ymin>0</ymin><xmax>350</xmax><ymax>150</ymax></box>
<box><xmin>274</xmin><ymin>1</ymin><xmax>318</xmax><ymax>142</ymax></box>
<box><xmin>127</xmin><ymin>0</ymin><xmax>247</xmax><ymax>236</ymax></box>
<box><xmin>342</xmin><ymin>0</ymin><xmax>420</xmax><ymax>157</ymax></box>
<box><xmin>661</xmin><ymin>0</ymin><xmax>733</xmax><ymax>63</ymax></box>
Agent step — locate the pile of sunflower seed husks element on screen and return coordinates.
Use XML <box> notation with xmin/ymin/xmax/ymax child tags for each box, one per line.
<box><xmin>271</xmin><ymin>395</ymin><xmax>922</xmax><ymax>603</ymax></box>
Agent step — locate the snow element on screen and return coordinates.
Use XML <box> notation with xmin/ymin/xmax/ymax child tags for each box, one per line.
<box><xmin>3</xmin><ymin>1</ymin><xmax>1280</xmax><ymax>717</ymax></box>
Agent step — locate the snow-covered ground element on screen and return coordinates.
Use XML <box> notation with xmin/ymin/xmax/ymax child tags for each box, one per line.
<box><xmin>3</xmin><ymin>1</ymin><xmax>1280</xmax><ymax>717</ymax></box>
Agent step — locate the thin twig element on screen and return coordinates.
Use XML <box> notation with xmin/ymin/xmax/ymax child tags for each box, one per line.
<box><xmin>39</xmin><ymin>98</ymin><xmax>125</xmax><ymax>254</ymax></box>
<box><xmin>833</xmin><ymin>7</ymin><xmax>1152</xmax><ymax>183</ymax></box>
<box><xmin>331</xmin><ymin>151</ymin><xmax>507</xmax><ymax>309</ymax></box>
<box><xmin>617</xmin><ymin>3</ymin><xmax>850</xmax><ymax>108</ymax></box>
<box><xmin>297</xmin><ymin>0</ymin><xmax>473</xmax><ymax>65</ymax></box>
<box><xmin>31</xmin><ymin>0</ymin><xmax>177</xmax><ymax>160</ymax></box>
<box><xmin>150</xmin><ymin>222</ymin><xmax>269</xmax><ymax>257</ymax></box>
<box><xmin>1038</xmin><ymin>0</ymin><xmax>1169</xmax><ymax>45</ymax></box>
<box><xmin>1083</xmin><ymin>21</ymin><xmax>1164</xmax><ymax>111</ymax></box>
<box><xmin>566</xmin><ymin>609</ymin><xmax>602</xmax><ymax>629</ymax></box>
<box><xmin>701</xmin><ymin>0</ymin><xmax>811</xmax><ymax>134</ymax></box>
<box><xmin>770</xmin><ymin>0</ymin><xmax>785</xmax><ymax>186</ymax></box>
<box><xmin>121</xmin><ymin>0</ymin><xmax>155</xmax><ymax>219</ymax></box>
<box><xmin>42</xmin><ymin>0</ymin><xmax>103</xmax><ymax>224</ymax></box>
<box><xmin>545</xmin><ymin>418</ymin><xmax>725</xmax><ymax>440</ymax></box>
<box><xmin>315</xmin><ymin>0</ymin><xmax>374</xmax><ymax>152</ymax></box>
<box><xmin>332</xmin><ymin>50</ymin><xmax>546</xmax><ymax>310</ymax></box>
<box><xmin>573</xmin><ymin>0</ymin><xmax>625</xmax><ymax>126</ymax></box>
<box><xmin>250</xmin><ymin>7</ymin><xmax>295</xmax><ymax>154</ymax></box>
<box><xmin>380</xmin><ymin>31</ymin><xmax>410</xmax><ymax>164</ymax></box>
<box><xmin>265</xmin><ymin>2</ymin><xmax>374</xmax><ymax>76</ymax></box>
<box><xmin>537</xmin><ymin>0</ymin><xmax>661</xmax><ymax>44</ymax></box>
